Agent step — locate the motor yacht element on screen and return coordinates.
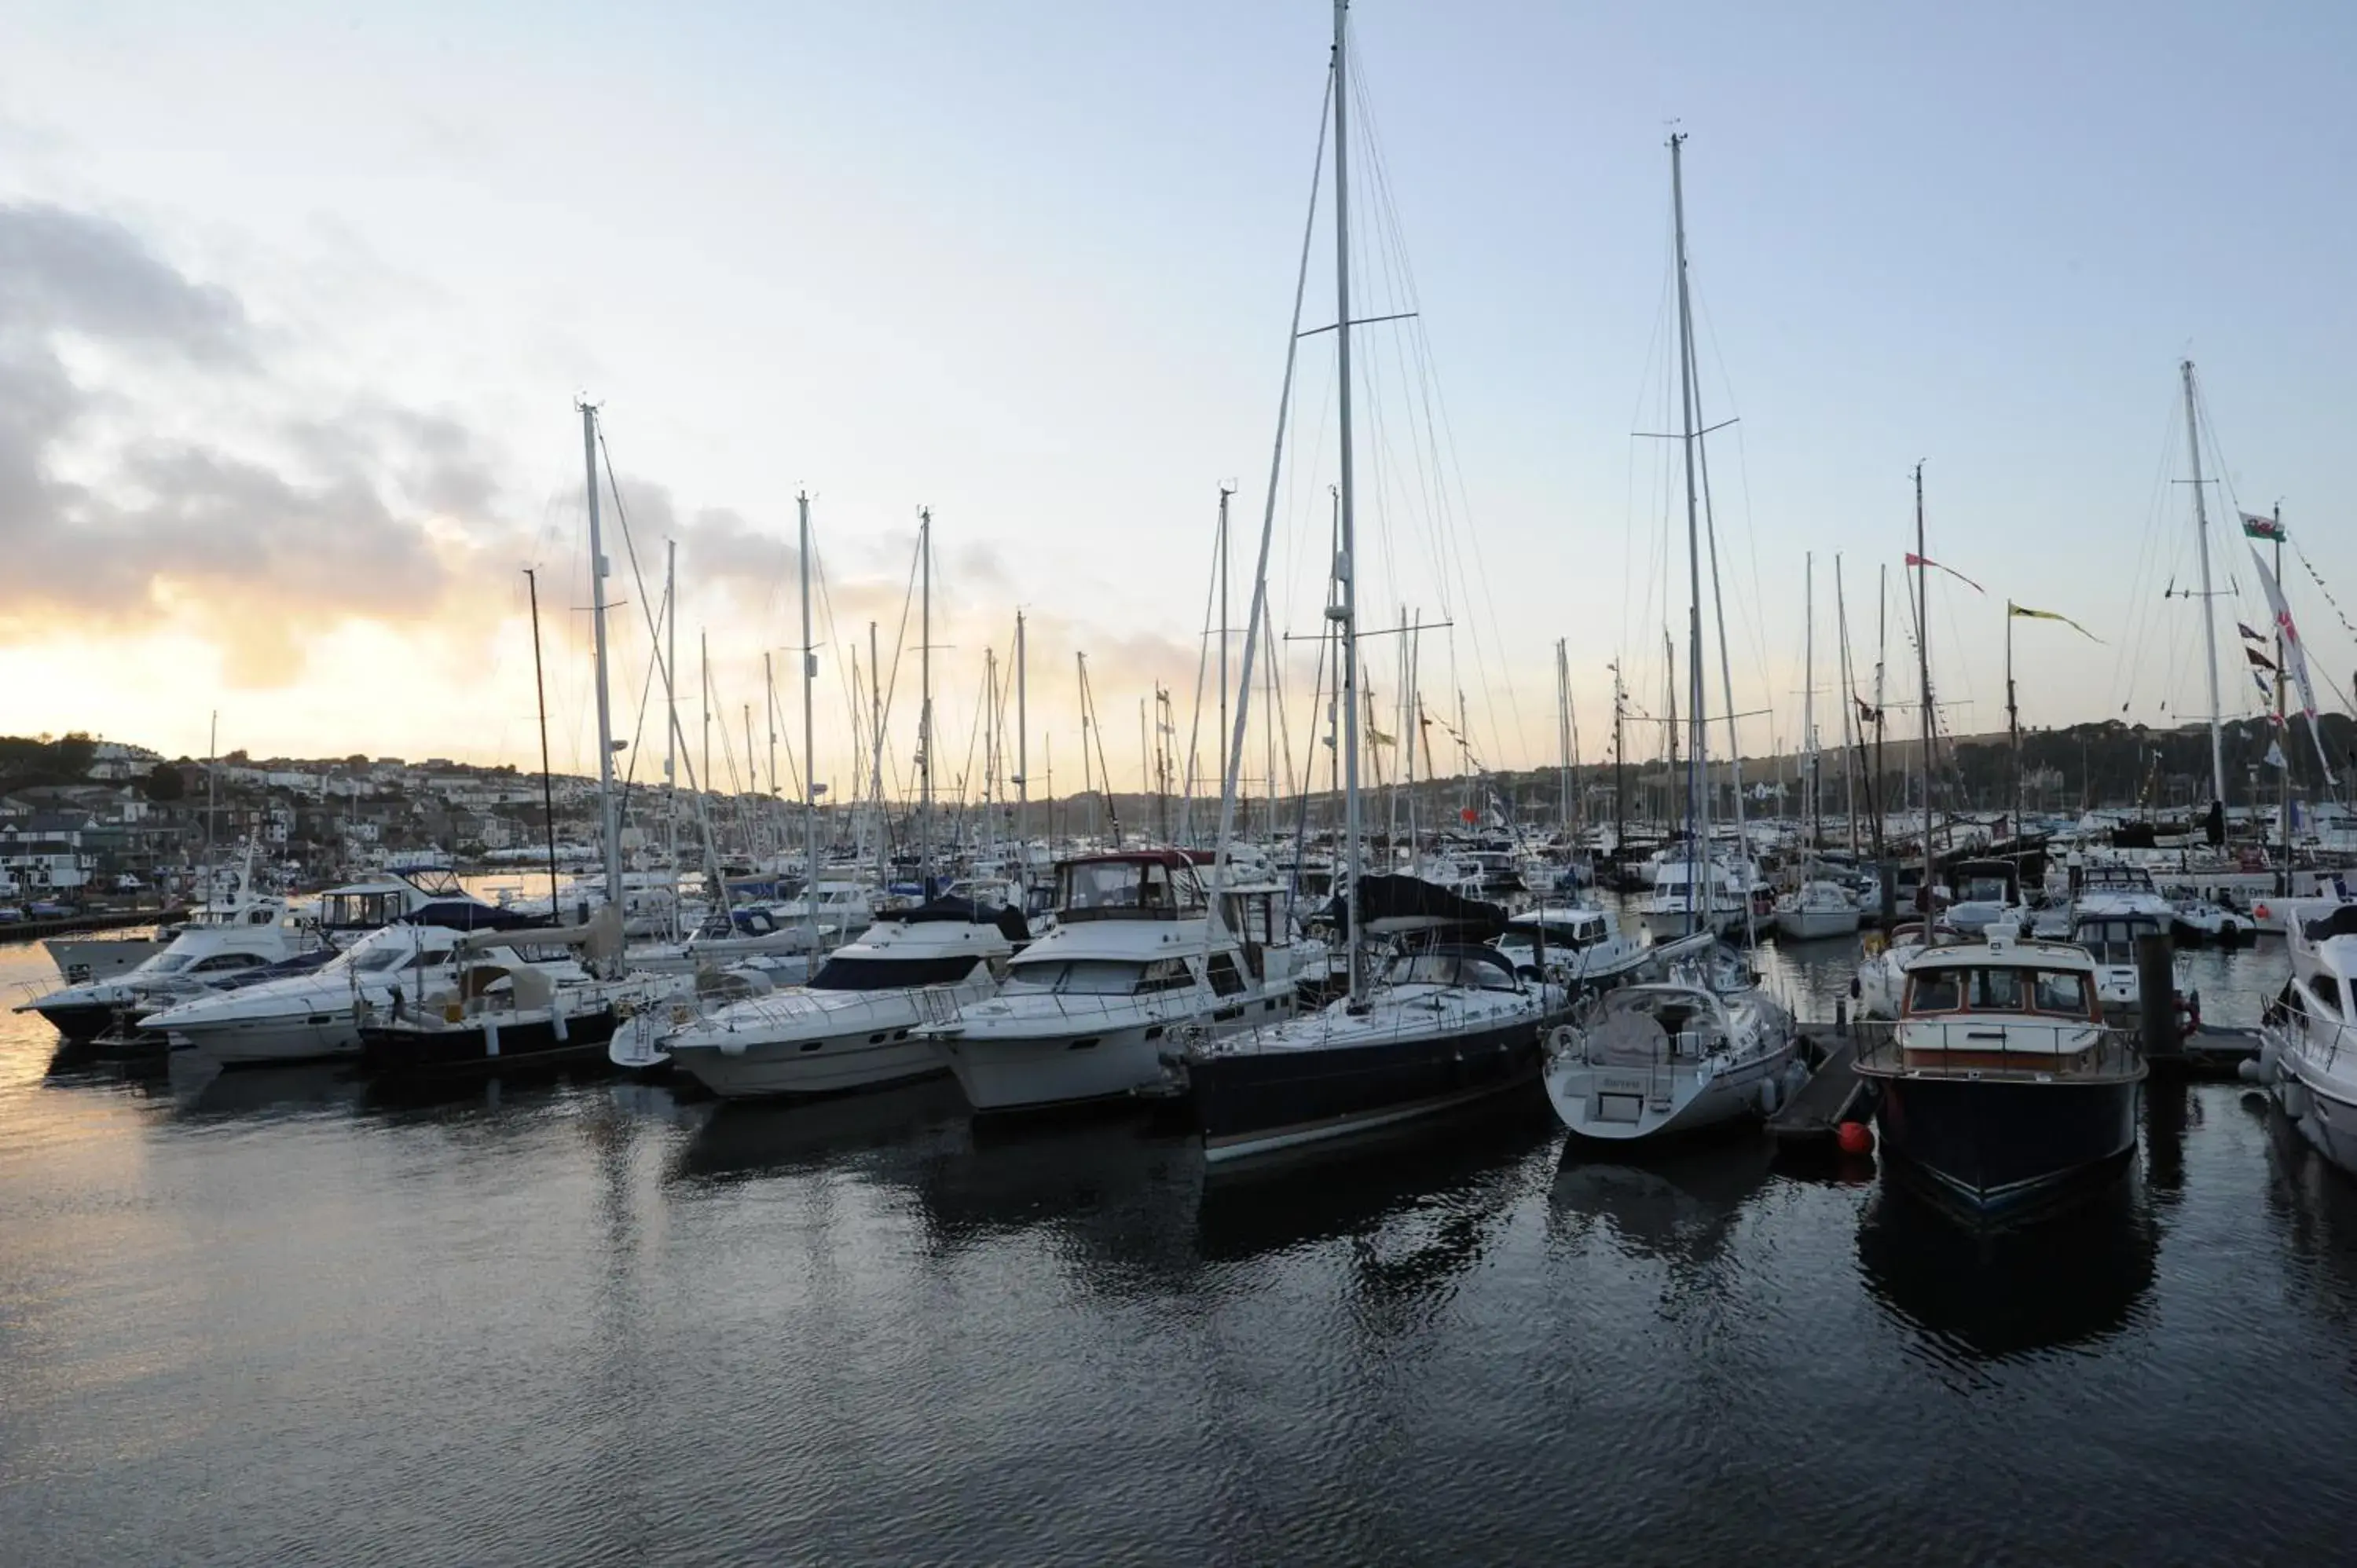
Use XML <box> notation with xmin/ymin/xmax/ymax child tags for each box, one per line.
<box><xmin>662</xmin><ymin>902</ymin><xmax>1021</xmax><ymax>1099</ymax></box>
<box><xmin>16</xmin><ymin>897</ymin><xmax>319</xmax><ymax>1043</ymax></box>
<box><xmin>141</xmin><ymin>922</ymin><xmax>578</xmax><ymax>1066</ymax></box>
<box><xmin>2249</xmin><ymin>898</ymin><xmax>2357</xmax><ymax>1178</ymax></box>
<box><xmin>920</xmin><ymin>851</ymin><xmax>1296</xmax><ymax>1112</ymax></box>
<box><xmin>1495</xmin><ymin>903</ymin><xmax>1658</xmax><ymax>996</ymax></box>
<box><xmin>1854</xmin><ymin>933</ymin><xmax>2143</xmax><ymax>1214</ymax></box>
<box><xmin>1542</xmin><ymin>945</ymin><xmax>1802</xmax><ymax>1143</ymax></box>
<box><xmin>1633</xmin><ymin>852</ymin><xmax>1749</xmax><ymax>940</ymax></box>
<box><xmin>355</xmin><ymin>907</ymin><xmax>632</xmax><ymax>1078</ymax></box>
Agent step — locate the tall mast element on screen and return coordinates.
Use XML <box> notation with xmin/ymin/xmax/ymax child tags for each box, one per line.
<box><xmin>1015</xmin><ymin>610</ymin><xmax>1029</xmax><ymax>866</ymax></box>
<box><xmin>578</xmin><ymin>400</ymin><xmax>623</xmax><ymax>915</ymax></box>
<box><xmin>1556</xmin><ymin>638</ymin><xmax>1573</xmax><ymax>832</ymax></box>
<box><xmin>665</xmin><ymin>539</ymin><xmax>679</xmax><ymax>923</ymax></box>
<box><xmin>2275</xmin><ymin>507</ymin><xmax>2291</xmax><ymax>892</ymax></box>
<box><xmin>1872</xmin><ymin>563</ymin><xmax>1888</xmax><ymax>864</ymax></box>
<box><xmin>1914</xmin><ymin>462</ymin><xmax>1933</xmax><ymax>903</ymax></box>
<box><xmin>1670</xmin><ymin>131</ymin><xmax>1708</xmax><ymax>936</ymax></box>
<box><xmin>1078</xmin><ymin>651</ymin><xmax>1095</xmax><ymax>841</ymax></box>
<box><xmin>1611</xmin><ymin>662</ymin><xmax>1626</xmax><ymax>855</ymax></box>
<box><xmin>918</xmin><ymin>507</ymin><xmax>933</xmax><ymax>892</ymax></box>
<box><xmin>763</xmin><ymin>653</ymin><xmax>777</xmax><ymax>859</ymax></box>
<box><xmin>524</xmin><ymin>568</ymin><xmax>561</xmax><ymax>916</ymax></box>
<box><xmin>1803</xmin><ymin>551</ymin><xmax>1816</xmax><ymax>849</ymax></box>
<box><xmin>798</xmin><ymin>491</ymin><xmax>821</xmax><ymax>951</ymax></box>
<box><xmin>1217</xmin><ymin>483</ymin><xmax>1233</xmax><ymax>822</ymax></box>
<box><xmin>700</xmin><ymin>628</ymin><xmax>712</xmax><ymax>842</ymax></box>
<box><xmin>1835</xmin><ymin>555</ymin><xmax>1858</xmax><ymax>857</ymax></box>
<box><xmin>2182</xmin><ymin>359</ymin><xmax>2227</xmax><ymax>811</ymax></box>
<box><xmin>1332</xmin><ymin>0</ymin><xmax>1364</xmax><ymax>1003</ymax></box>
<box><xmin>868</xmin><ymin>620</ymin><xmax>885</xmax><ymax>891</ymax></box>
<box><xmin>2005</xmin><ymin>600</ymin><xmax>2021</xmax><ymax>842</ymax></box>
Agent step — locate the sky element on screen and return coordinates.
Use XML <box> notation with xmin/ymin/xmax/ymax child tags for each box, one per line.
<box><xmin>1</xmin><ymin>0</ymin><xmax>2352</xmax><ymax>808</ymax></box>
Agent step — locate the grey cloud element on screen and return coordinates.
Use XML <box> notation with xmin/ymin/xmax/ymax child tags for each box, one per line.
<box><xmin>0</xmin><ymin>200</ymin><xmax>516</xmax><ymax>683</ymax></box>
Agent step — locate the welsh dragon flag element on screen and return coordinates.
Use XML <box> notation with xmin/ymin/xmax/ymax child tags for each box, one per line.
<box><xmin>2242</xmin><ymin>511</ymin><xmax>2285</xmax><ymax>541</ymax></box>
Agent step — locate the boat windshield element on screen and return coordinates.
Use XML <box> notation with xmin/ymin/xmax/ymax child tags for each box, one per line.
<box><xmin>1905</xmin><ymin>965</ymin><xmax>2091</xmax><ymax>1017</ymax></box>
<box><xmin>1003</xmin><ymin>958</ymin><xmax>1151</xmax><ymax>995</ymax></box>
<box><xmin>145</xmin><ymin>953</ymin><xmax>196</xmax><ymax>975</ymax></box>
<box><xmin>1497</xmin><ymin>921</ymin><xmax>1598</xmax><ymax>954</ymax></box>
<box><xmin>1958</xmin><ymin>876</ymin><xmax>2009</xmax><ymax>903</ymax></box>
<box><xmin>809</xmin><ymin>954</ymin><xmax>984</xmax><ymax>991</ymax></box>
<box><xmin>2073</xmin><ymin>917</ymin><xmax>2157</xmax><ymax>965</ymax></box>
<box><xmin>1058</xmin><ymin>859</ymin><xmax>1204</xmax><ymax>920</ymax></box>
<box><xmin>1384</xmin><ymin>947</ymin><xmax>1521</xmax><ymax>991</ymax></box>
<box><xmin>344</xmin><ymin>943</ymin><xmax>449</xmax><ymax>974</ymax></box>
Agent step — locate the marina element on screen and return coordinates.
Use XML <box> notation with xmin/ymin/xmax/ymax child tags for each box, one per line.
<box><xmin>3</xmin><ymin>1</ymin><xmax>2356</xmax><ymax>1561</ymax></box>
<box><xmin>5</xmin><ymin>929</ymin><xmax>2357</xmax><ymax>1565</ymax></box>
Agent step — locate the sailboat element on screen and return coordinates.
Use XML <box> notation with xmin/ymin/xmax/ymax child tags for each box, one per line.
<box><xmin>359</xmin><ymin>403</ymin><xmax>692</xmax><ymax>1079</ymax></box>
<box><xmin>1177</xmin><ymin>2</ymin><xmax>1567</xmax><ymax>1165</ymax></box>
<box><xmin>1545</xmin><ymin>132</ymin><xmax>1801</xmax><ymax>1145</ymax></box>
<box><xmin>1774</xmin><ymin>552</ymin><xmax>1864</xmax><ymax>941</ymax></box>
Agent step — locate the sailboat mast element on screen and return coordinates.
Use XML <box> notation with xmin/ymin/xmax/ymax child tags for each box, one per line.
<box><xmin>918</xmin><ymin>507</ymin><xmax>933</xmax><ymax>892</ymax></box>
<box><xmin>798</xmin><ymin>491</ymin><xmax>820</xmax><ymax>951</ymax></box>
<box><xmin>2005</xmin><ymin>600</ymin><xmax>2021</xmax><ymax>841</ymax></box>
<box><xmin>578</xmin><ymin>401</ymin><xmax>623</xmax><ymax>913</ymax></box>
<box><xmin>1332</xmin><ymin>0</ymin><xmax>1365</xmax><ymax>1004</ymax></box>
<box><xmin>524</xmin><ymin>567</ymin><xmax>561</xmax><ymax>916</ymax></box>
<box><xmin>869</xmin><ymin>620</ymin><xmax>885</xmax><ymax>890</ymax></box>
<box><xmin>1670</xmin><ymin>131</ymin><xmax>1708</xmax><ymax>936</ymax></box>
<box><xmin>665</xmin><ymin>539</ymin><xmax>679</xmax><ymax>916</ymax></box>
<box><xmin>1556</xmin><ymin>638</ymin><xmax>1573</xmax><ymax>832</ymax></box>
<box><xmin>1835</xmin><ymin>555</ymin><xmax>1858</xmax><ymax>857</ymax></box>
<box><xmin>1803</xmin><ymin>551</ymin><xmax>1816</xmax><ymax>848</ymax></box>
<box><xmin>1016</xmin><ymin>610</ymin><xmax>1028</xmax><ymax>862</ymax></box>
<box><xmin>2182</xmin><ymin>359</ymin><xmax>2227</xmax><ymax>811</ymax></box>
<box><xmin>1914</xmin><ymin>462</ymin><xmax>1933</xmax><ymax>905</ymax></box>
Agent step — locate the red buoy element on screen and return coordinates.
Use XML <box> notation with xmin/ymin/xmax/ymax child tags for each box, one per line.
<box><xmin>1837</xmin><ymin>1120</ymin><xmax>1875</xmax><ymax>1156</ymax></box>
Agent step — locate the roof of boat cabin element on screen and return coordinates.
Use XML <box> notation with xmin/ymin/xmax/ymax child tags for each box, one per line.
<box><xmin>1056</xmin><ymin>849</ymin><xmax>1200</xmax><ymax>871</ymax></box>
<box><xmin>1900</xmin><ymin>937</ymin><xmax>2096</xmax><ymax>973</ymax></box>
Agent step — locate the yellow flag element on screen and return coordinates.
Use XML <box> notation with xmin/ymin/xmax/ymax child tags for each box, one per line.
<box><xmin>2007</xmin><ymin>603</ymin><xmax>2102</xmax><ymax>642</ymax></box>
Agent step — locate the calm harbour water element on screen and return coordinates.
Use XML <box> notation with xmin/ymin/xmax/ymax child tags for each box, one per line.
<box><xmin>5</xmin><ymin>929</ymin><xmax>2356</xmax><ymax>1566</ymax></box>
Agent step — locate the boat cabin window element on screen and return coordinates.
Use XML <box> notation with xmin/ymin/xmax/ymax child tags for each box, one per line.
<box><xmin>1908</xmin><ymin>965</ymin><xmax>2091</xmax><ymax>1017</ymax></box>
<box><xmin>1498</xmin><ymin>920</ymin><xmax>1598</xmax><ymax>954</ymax></box>
<box><xmin>1058</xmin><ymin>859</ymin><xmax>1204</xmax><ymax>920</ymax></box>
<box><xmin>1958</xmin><ymin>875</ymin><xmax>2010</xmax><ymax>903</ymax></box>
<box><xmin>2073</xmin><ymin>917</ymin><xmax>2158</xmax><ymax>965</ymax></box>
<box><xmin>1003</xmin><ymin>958</ymin><xmax>1148</xmax><ymax>995</ymax></box>
<box><xmin>2313</xmin><ymin>978</ymin><xmax>2344</xmax><ymax>1020</ymax></box>
<box><xmin>809</xmin><ymin>954</ymin><xmax>984</xmax><ymax>990</ymax></box>
<box><xmin>189</xmin><ymin>953</ymin><xmax>262</xmax><ymax>973</ymax></box>
<box><xmin>1205</xmin><ymin>951</ymin><xmax>1247</xmax><ymax>997</ymax></box>
<box><xmin>1219</xmin><ymin>892</ymin><xmax>1280</xmax><ymax>947</ymax></box>
<box><xmin>1384</xmin><ymin>948</ymin><xmax>1522</xmax><ymax>991</ymax></box>
<box><xmin>1138</xmin><ymin>958</ymin><xmax>1197</xmax><ymax>994</ymax></box>
<box><xmin>321</xmin><ymin>891</ymin><xmax>403</xmax><ymax>929</ymax></box>
<box><xmin>247</xmin><ymin>908</ymin><xmax>277</xmax><ymax>925</ymax></box>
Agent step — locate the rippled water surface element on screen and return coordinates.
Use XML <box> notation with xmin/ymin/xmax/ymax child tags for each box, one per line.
<box><xmin>5</xmin><ymin>929</ymin><xmax>2355</xmax><ymax>1566</ymax></box>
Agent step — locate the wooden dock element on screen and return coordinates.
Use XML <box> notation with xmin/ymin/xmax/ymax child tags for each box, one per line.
<box><xmin>0</xmin><ymin>907</ymin><xmax>174</xmax><ymax>947</ymax></box>
<box><xmin>1768</xmin><ymin>1034</ymin><xmax>1874</xmax><ymax>1147</ymax></box>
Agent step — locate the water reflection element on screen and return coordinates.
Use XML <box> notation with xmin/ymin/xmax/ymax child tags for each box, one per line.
<box><xmin>674</xmin><ymin>1078</ymin><xmax>970</xmax><ymax>1185</ymax></box>
<box><xmin>164</xmin><ymin>1057</ymin><xmax>365</xmax><ymax>1122</ymax></box>
<box><xmin>1857</xmin><ymin>1169</ymin><xmax>2157</xmax><ymax>1361</ymax></box>
<box><xmin>1197</xmin><ymin>1100</ymin><xmax>1554</xmax><ymax>1269</ymax></box>
<box><xmin>1545</xmin><ymin>1133</ymin><xmax>1777</xmax><ymax>1264</ymax></box>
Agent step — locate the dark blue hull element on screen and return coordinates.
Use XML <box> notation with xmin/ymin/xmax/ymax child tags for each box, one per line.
<box><xmin>359</xmin><ymin>1008</ymin><xmax>620</xmax><ymax>1079</ymax></box>
<box><xmin>1872</xmin><ymin>1074</ymin><xmax>2142</xmax><ymax>1214</ymax></box>
<box><xmin>1193</xmin><ymin>1017</ymin><xmax>1543</xmax><ymax>1163</ymax></box>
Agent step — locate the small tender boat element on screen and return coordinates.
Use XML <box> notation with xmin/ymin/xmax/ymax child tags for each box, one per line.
<box><xmin>1854</xmin><ymin>932</ymin><xmax>2143</xmax><ymax>1214</ymax></box>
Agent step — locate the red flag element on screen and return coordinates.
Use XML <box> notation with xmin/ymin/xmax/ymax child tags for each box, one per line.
<box><xmin>1904</xmin><ymin>552</ymin><xmax>1985</xmax><ymax>594</ymax></box>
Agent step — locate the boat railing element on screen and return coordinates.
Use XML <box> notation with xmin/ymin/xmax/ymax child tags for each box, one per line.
<box><xmin>1851</xmin><ymin>1019</ymin><xmax>2144</xmax><ymax>1081</ymax></box>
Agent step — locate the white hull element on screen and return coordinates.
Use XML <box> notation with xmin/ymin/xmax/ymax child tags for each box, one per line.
<box><xmin>1639</xmin><ymin>907</ymin><xmax>1738</xmax><ymax>942</ymax></box>
<box><xmin>43</xmin><ymin>936</ymin><xmax>165</xmax><ymax>984</ymax></box>
<box><xmin>940</xmin><ymin>1020</ymin><xmax>1168</xmax><ymax>1112</ymax></box>
<box><xmin>1546</xmin><ymin>1037</ymin><xmax>1800</xmax><ymax>1142</ymax></box>
<box><xmin>671</xmin><ymin>1033</ymin><xmax>944</xmax><ymax>1099</ymax></box>
<box><xmin>173</xmin><ymin>1012</ymin><xmax>363</xmax><ymax>1064</ymax></box>
<box><xmin>1774</xmin><ymin>906</ymin><xmax>1860</xmax><ymax>941</ymax></box>
<box><xmin>2289</xmin><ymin>1069</ymin><xmax>2357</xmax><ymax>1176</ymax></box>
